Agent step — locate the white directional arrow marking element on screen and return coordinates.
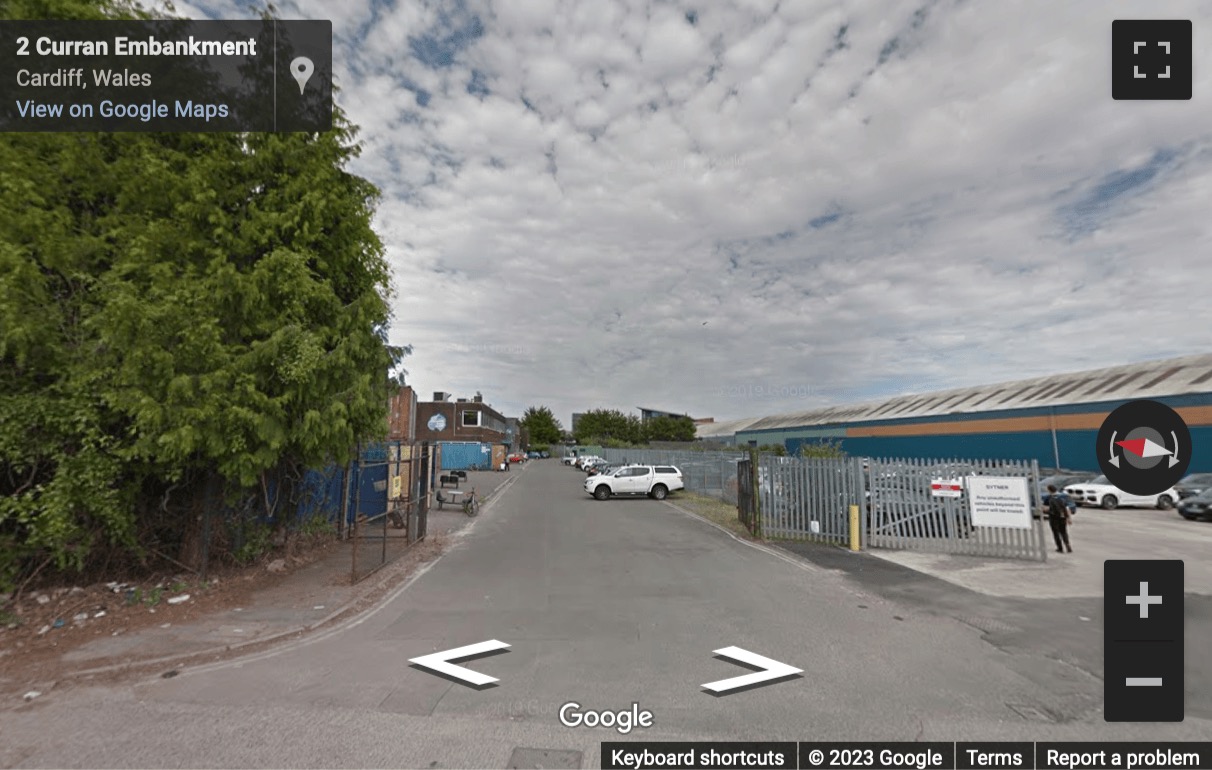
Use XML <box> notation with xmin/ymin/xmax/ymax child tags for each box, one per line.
<box><xmin>702</xmin><ymin>646</ymin><xmax>802</xmax><ymax>693</ymax></box>
<box><xmin>409</xmin><ymin>639</ymin><xmax>510</xmax><ymax>686</ymax></box>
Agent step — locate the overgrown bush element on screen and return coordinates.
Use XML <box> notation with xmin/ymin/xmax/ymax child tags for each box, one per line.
<box><xmin>799</xmin><ymin>440</ymin><xmax>847</xmax><ymax>458</ymax></box>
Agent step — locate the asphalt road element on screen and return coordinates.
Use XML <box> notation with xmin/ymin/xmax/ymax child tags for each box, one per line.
<box><xmin>2</xmin><ymin>460</ymin><xmax>1208</xmax><ymax>769</ymax></box>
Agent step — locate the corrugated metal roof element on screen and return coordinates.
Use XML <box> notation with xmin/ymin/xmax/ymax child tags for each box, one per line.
<box><xmin>696</xmin><ymin>416</ymin><xmax>764</xmax><ymax>438</ymax></box>
<box><xmin>725</xmin><ymin>353</ymin><xmax>1212</xmax><ymax>433</ymax></box>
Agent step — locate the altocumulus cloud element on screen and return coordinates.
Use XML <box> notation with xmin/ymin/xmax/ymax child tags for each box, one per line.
<box><xmin>176</xmin><ymin>0</ymin><xmax>1212</xmax><ymax>424</ymax></box>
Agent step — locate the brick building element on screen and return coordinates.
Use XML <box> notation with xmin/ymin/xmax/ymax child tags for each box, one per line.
<box><xmin>387</xmin><ymin>385</ymin><xmax>418</xmax><ymax>441</ymax></box>
<box><xmin>415</xmin><ymin>392</ymin><xmax>510</xmax><ymax>446</ymax></box>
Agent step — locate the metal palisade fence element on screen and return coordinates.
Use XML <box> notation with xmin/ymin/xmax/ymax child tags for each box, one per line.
<box><xmin>760</xmin><ymin>454</ymin><xmax>1048</xmax><ymax>560</ymax></box>
<box><xmin>866</xmin><ymin>456</ymin><xmax>1048</xmax><ymax>561</ymax></box>
<box><xmin>606</xmin><ymin>448</ymin><xmax>1049</xmax><ymax>562</ymax></box>
<box><xmin>758</xmin><ymin>455</ymin><xmax>866</xmax><ymax>545</ymax></box>
<box><xmin>599</xmin><ymin>448</ymin><xmax>746</xmax><ymax>503</ymax></box>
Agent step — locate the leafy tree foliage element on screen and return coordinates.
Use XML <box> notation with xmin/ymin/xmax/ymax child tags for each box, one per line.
<box><xmin>573</xmin><ymin>409</ymin><xmax>644</xmax><ymax>445</ymax></box>
<box><xmin>519</xmin><ymin>406</ymin><xmax>562</xmax><ymax>446</ymax></box>
<box><xmin>643</xmin><ymin>414</ymin><xmax>697</xmax><ymax>442</ymax></box>
<box><xmin>755</xmin><ymin>444</ymin><xmax>787</xmax><ymax>457</ymax></box>
<box><xmin>0</xmin><ymin>0</ymin><xmax>400</xmax><ymax>590</ymax></box>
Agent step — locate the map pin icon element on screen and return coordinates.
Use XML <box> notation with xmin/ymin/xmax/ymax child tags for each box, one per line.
<box><xmin>290</xmin><ymin>57</ymin><xmax>315</xmax><ymax>95</ymax></box>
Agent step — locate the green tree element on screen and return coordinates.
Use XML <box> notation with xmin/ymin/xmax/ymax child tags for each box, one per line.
<box><xmin>519</xmin><ymin>406</ymin><xmax>563</xmax><ymax>445</ymax></box>
<box><xmin>0</xmin><ymin>0</ymin><xmax>401</xmax><ymax>589</ymax></box>
<box><xmin>574</xmin><ymin>409</ymin><xmax>645</xmax><ymax>445</ymax></box>
<box><xmin>644</xmin><ymin>414</ymin><xmax>697</xmax><ymax>442</ymax></box>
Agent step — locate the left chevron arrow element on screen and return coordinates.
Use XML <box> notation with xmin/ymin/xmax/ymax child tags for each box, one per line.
<box><xmin>408</xmin><ymin>639</ymin><xmax>510</xmax><ymax>686</ymax></box>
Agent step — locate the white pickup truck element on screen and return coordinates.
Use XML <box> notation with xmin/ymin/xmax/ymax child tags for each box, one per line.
<box><xmin>584</xmin><ymin>465</ymin><xmax>684</xmax><ymax>500</ymax></box>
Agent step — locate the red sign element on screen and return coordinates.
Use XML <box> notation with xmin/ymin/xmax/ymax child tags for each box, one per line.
<box><xmin>930</xmin><ymin>478</ymin><xmax>964</xmax><ymax>498</ymax></box>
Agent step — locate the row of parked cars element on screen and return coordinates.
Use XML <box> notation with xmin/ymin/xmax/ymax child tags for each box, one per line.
<box><xmin>507</xmin><ymin>450</ymin><xmax>550</xmax><ymax>463</ymax></box>
<box><xmin>1041</xmin><ymin>470</ymin><xmax>1212</xmax><ymax>522</ymax></box>
<box><xmin>564</xmin><ymin>455</ymin><xmax>686</xmax><ymax>500</ymax></box>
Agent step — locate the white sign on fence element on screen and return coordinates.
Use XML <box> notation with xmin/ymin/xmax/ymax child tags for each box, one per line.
<box><xmin>967</xmin><ymin>476</ymin><xmax>1032</xmax><ymax>529</ymax></box>
<box><xmin>930</xmin><ymin>478</ymin><xmax>963</xmax><ymax>497</ymax></box>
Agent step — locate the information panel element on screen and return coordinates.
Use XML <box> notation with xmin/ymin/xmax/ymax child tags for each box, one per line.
<box><xmin>1</xmin><ymin>19</ymin><xmax>331</xmax><ymax>132</ymax></box>
<box><xmin>967</xmin><ymin>475</ymin><xmax>1033</xmax><ymax>529</ymax></box>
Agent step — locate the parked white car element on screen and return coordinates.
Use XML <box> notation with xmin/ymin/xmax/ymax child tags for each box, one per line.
<box><xmin>585</xmin><ymin>465</ymin><xmax>684</xmax><ymax>500</ymax></box>
<box><xmin>1063</xmin><ymin>475</ymin><xmax>1179</xmax><ymax>510</ymax></box>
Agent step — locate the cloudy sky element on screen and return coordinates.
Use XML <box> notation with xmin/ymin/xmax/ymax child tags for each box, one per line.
<box><xmin>179</xmin><ymin>0</ymin><xmax>1212</xmax><ymax>428</ymax></box>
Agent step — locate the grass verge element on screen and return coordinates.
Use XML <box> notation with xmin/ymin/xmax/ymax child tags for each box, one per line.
<box><xmin>669</xmin><ymin>492</ymin><xmax>755</xmax><ymax>540</ymax></box>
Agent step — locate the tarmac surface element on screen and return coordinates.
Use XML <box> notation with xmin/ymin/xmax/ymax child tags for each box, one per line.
<box><xmin>0</xmin><ymin>459</ymin><xmax>1208</xmax><ymax>769</ymax></box>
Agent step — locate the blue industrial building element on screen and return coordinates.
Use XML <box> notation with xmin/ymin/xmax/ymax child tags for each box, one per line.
<box><xmin>700</xmin><ymin>354</ymin><xmax>1212</xmax><ymax>473</ymax></box>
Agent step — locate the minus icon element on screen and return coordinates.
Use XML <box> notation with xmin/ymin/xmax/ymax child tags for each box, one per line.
<box><xmin>1126</xmin><ymin>677</ymin><xmax>1163</xmax><ymax>686</ymax></box>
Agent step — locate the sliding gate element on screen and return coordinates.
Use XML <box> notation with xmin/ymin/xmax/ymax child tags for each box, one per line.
<box><xmin>866</xmin><ymin>457</ymin><xmax>1049</xmax><ymax>561</ymax></box>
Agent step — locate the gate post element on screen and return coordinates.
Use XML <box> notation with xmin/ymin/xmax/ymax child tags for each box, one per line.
<box><xmin>749</xmin><ymin>445</ymin><xmax>762</xmax><ymax>539</ymax></box>
<box><xmin>350</xmin><ymin>442</ymin><xmax>361</xmax><ymax>583</ymax></box>
<box><xmin>1031</xmin><ymin>459</ymin><xmax>1048</xmax><ymax>562</ymax></box>
<box><xmin>848</xmin><ymin>505</ymin><xmax>860</xmax><ymax>551</ymax></box>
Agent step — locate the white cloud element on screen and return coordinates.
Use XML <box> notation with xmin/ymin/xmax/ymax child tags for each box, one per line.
<box><xmin>179</xmin><ymin>0</ymin><xmax>1212</xmax><ymax>426</ymax></box>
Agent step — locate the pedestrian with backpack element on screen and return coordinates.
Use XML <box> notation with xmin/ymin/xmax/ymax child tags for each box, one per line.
<box><xmin>1045</xmin><ymin>484</ymin><xmax>1073</xmax><ymax>553</ymax></box>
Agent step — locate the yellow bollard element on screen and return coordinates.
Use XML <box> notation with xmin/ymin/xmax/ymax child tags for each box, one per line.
<box><xmin>849</xmin><ymin>504</ymin><xmax>860</xmax><ymax>551</ymax></box>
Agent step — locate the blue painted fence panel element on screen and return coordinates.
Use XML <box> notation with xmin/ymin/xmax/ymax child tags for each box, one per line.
<box><xmin>438</xmin><ymin>441</ymin><xmax>493</xmax><ymax>470</ymax></box>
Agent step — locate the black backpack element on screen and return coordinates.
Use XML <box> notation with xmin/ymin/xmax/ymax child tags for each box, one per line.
<box><xmin>1047</xmin><ymin>494</ymin><xmax>1069</xmax><ymax>520</ymax></box>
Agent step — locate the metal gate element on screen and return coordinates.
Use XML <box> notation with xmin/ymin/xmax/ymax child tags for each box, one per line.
<box><xmin>732</xmin><ymin>453</ymin><xmax>1049</xmax><ymax>561</ymax></box>
<box><xmin>350</xmin><ymin>441</ymin><xmax>431</xmax><ymax>582</ymax></box>
<box><xmin>759</xmin><ymin>455</ymin><xmax>867</xmax><ymax>545</ymax></box>
<box><xmin>737</xmin><ymin>457</ymin><xmax>756</xmax><ymax>534</ymax></box>
<box><xmin>866</xmin><ymin>457</ymin><xmax>1048</xmax><ymax>561</ymax></box>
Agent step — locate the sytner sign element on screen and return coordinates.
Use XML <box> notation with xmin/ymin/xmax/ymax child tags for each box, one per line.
<box><xmin>966</xmin><ymin>476</ymin><xmax>1033</xmax><ymax>529</ymax></box>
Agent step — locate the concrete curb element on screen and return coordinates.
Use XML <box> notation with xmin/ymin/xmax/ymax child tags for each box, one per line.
<box><xmin>55</xmin><ymin>467</ymin><xmax>533</xmax><ymax>682</ymax></box>
<box><xmin>162</xmin><ymin>468</ymin><xmax>530</xmax><ymax>679</ymax></box>
<box><xmin>661</xmin><ymin>498</ymin><xmax>828</xmax><ymax>573</ymax></box>
<box><xmin>60</xmin><ymin>555</ymin><xmax>410</xmax><ymax>681</ymax></box>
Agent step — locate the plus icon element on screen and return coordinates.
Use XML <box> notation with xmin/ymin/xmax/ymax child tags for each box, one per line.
<box><xmin>1112</xmin><ymin>20</ymin><xmax>1192</xmax><ymax>100</ymax></box>
<box><xmin>1126</xmin><ymin>581</ymin><xmax>1163</xmax><ymax>618</ymax></box>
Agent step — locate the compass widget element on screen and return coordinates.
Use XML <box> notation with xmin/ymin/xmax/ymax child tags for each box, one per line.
<box><xmin>1097</xmin><ymin>400</ymin><xmax>1191</xmax><ymax>495</ymax></box>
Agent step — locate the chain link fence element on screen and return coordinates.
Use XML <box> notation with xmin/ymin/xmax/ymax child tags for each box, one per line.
<box><xmin>600</xmin><ymin>448</ymin><xmax>747</xmax><ymax>503</ymax></box>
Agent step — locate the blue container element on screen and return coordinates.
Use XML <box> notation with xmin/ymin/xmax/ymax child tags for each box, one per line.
<box><xmin>438</xmin><ymin>441</ymin><xmax>493</xmax><ymax>470</ymax></box>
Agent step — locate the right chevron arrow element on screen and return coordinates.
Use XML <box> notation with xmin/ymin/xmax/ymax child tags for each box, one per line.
<box><xmin>702</xmin><ymin>646</ymin><xmax>802</xmax><ymax>694</ymax></box>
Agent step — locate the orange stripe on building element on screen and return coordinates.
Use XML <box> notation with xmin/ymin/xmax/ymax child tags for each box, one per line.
<box><xmin>845</xmin><ymin>406</ymin><xmax>1212</xmax><ymax>438</ymax></box>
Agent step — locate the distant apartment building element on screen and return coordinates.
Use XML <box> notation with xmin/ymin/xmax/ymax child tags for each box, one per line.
<box><xmin>638</xmin><ymin>406</ymin><xmax>694</xmax><ymax>422</ymax></box>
